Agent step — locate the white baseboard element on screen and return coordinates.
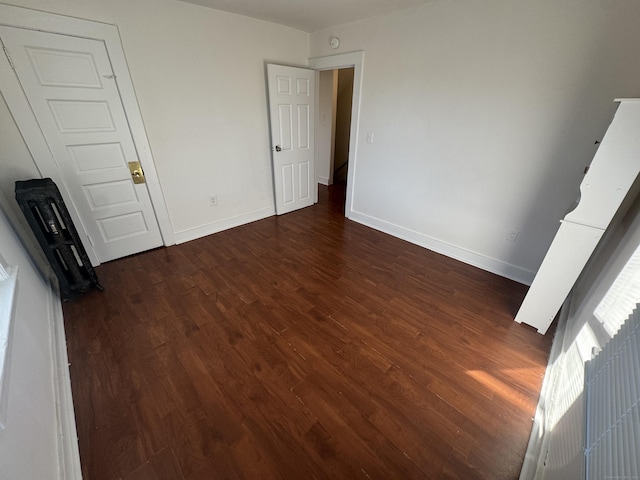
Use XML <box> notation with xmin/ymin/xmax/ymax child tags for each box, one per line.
<box><xmin>172</xmin><ymin>204</ymin><xmax>535</xmax><ymax>284</ymax></box>
<box><xmin>173</xmin><ymin>206</ymin><xmax>275</xmax><ymax>245</ymax></box>
<box><xmin>519</xmin><ymin>302</ymin><xmax>569</xmax><ymax>480</ymax></box>
<box><xmin>49</xmin><ymin>280</ymin><xmax>82</xmax><ymax>480</ymax></box>
<box><xmin>317</xmin><ymin>176</ymin><xmax>330</xmax><ymax>186</ymax></box>
<box><xmin>348</xmin><ymin>210</ymin><xmax>536</xmax><ymax>286</ymax></box>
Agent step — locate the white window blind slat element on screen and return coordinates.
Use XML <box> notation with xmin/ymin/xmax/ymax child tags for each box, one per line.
<box><xmin>632</xmin><ymin>408</ymin><xmax>640</xmax><ymax>478</ymax></box>
<box><xmin>594</xmin><ymin>245</ymin><xmax>640</xmax><ymax>336</ymax></box>
<box><xmin>585</xmin><ymin>306</ymin><xmax>640</xmax><ymax>479</ymax></box>
<box><xmin>622</xmin><ymin>354</ymin><xmax>634</xmax><ymax>477</ymax></box>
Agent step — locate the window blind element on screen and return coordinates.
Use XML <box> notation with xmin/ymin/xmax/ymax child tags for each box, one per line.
<box><xmin>585</xmin><ymin>305</ymin><xmax>640</xmax><ymax>479</ymax></box>
<box><xmin>595</xmin><ymin>245</ymin><xmax>640</xmax><ymax>336</ymax></box>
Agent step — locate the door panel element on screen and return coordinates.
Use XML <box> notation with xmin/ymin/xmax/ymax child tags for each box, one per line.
<box><xmin>297</xmin><ymin>104</ymin><xmax>309</xmax><ymax>148</ymax></box>
<box><xmin>68</xmin><ymin>143</ymin><xmax>127</xmax><ymax>174</ymax></box>
<box><xmin>84</xmin><ymin>180</ymin><xmax>137</xmax><ymax>209</ymax></box>
<box><xmin>278</xmin><ymin>104</ymin><xmax>293</xmax><ymax>150</ymax></box>
<box><xmin>28</xmin><ymin>47</ymin><xmax>102</xmax><ymax>87</ymax></box>
<box><xmin>267</xmin><ymin>64</ymin><xmax>316</xmax><ymax>215</ymax></box>
<box><xmin>48</xmin><ymin>100</ymin><xmax>115</xmax><ymax>132</ymax></box>
<box><xmin>0</xmin><ymin>26</ymin><xmax>162</xmax><ymax>262</ymax></box>
<box><xmin>299</xmin><ymin>162</ymin><xmax>310</xmax><ymax>200</ymax></box>
<box><xmin>282</xmin><ymin>165</ymin><xmax>295</xmax><ymax>205</ymax></box>
<box><xmin>98</xmin><ymin>212</ymin><xmax>149</xmax><ymax>240</ymax></box>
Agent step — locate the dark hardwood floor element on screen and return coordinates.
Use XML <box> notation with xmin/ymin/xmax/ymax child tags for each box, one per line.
<box><xmin>63</xmin><ymin>184</ymin><xmax>553</xmax><ymax>480</ymax></box>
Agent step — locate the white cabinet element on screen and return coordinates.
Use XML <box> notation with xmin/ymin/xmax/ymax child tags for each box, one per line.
<box><xmin>515</xmin><ymin>99</ymin><xmax>640</xmax><ymax>334</ymax></box>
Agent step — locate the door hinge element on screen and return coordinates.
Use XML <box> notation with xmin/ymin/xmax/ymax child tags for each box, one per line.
<box><xmin>1</xmin><ymin>42</ymin><xmax>15</xmax><ymax>70</ymax></box>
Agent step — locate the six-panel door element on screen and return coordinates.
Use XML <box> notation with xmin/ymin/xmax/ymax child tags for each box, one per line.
<box><xmin>267</xmin><ymin>64</ymin><xmax>316</xmax><ymax>215</ymax></box>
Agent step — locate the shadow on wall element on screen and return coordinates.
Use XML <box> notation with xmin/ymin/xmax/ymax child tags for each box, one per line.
<box><xmin>503</xmin><ymin>8</ymin><xmax>640</xmax><ymax>277</ymax></box>
<box><xmin>541</xmin><ymin>385</ymin><xmax>585</xmax><ymax>478</ymax></box>
<box><xmin>0</xmin><ymin>190</ymin><xmax>50</xmax><ymax>282</ymax></box>
<box><xmin>0</xmin><ymin>95</ymin><xmax>51</xmax><ymax>277</ymax></box>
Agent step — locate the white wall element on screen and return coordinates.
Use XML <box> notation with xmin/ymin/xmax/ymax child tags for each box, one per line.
<box><xmin>0</xmin><ymin>94</ymin><xmax>37</xmax><ymax>220</ymax></box>
<box><xmin>0</xmin><ymin>98</ymin><xmax>38</xmax><ymax>196</ymax></box>
<box><xmin>316</xmin><ymin>69</ymin><xmax>337</xmax><ymax>185</ymax></box>
<box><xmin>311</xmin><ymin>0</ymin><xmax>640</xmax><ymax>283</ymax></box>
<box><xmin>0</xmin><ymin>94</ymin><xmax>49</xmax><ymax>271</ymax></box>
<box><xmin>334</xmin><ymin>67</ymin><xmax>354</xmax><ymax>184</ymax></box>
<box><xmin>1</xmin><ymin>0</ymin><xmax>310</xmax><ymax>243</ymax></box>
<box><xmin>0</xmin><ymin>90</ymin><xmax>77</xmax><ymax>480</ymax></box>
<box><xmin>0</xmin><ymin>192</ymin><xmax>78</xmax><ymax>479</ymax></box>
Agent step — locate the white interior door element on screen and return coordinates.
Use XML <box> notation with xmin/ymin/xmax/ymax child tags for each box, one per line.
<box><xmin>267</xmin><ymin>64</ymin><xmax>316</xmax><ymax>215</ymax></box>
<box><xmin>0</xmin><ymin>26</ymin><xmax>163</xmax><ymax>263</ymax></box>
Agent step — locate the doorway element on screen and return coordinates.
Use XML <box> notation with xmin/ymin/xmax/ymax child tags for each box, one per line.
<box><xmin>317</xmin><ymin>67</ymin><xmax>354</xmax><ymax>194</ymax></box>
<box><xmin>309</xmin><ymin>51</ymin><xmax>364</xmax><ymax>219</ymax></box>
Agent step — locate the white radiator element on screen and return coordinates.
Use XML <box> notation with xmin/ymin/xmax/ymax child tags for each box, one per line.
<box><xmin>585</xmin><ymin>305</ymin><xmax>640</xmax><ymax>479</ymax></box>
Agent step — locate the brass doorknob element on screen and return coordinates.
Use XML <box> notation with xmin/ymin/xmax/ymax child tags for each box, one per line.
<box><xmin>128</xmin><ymin>161</ymin><xmax>146</xmax><ymax>184</ymax></box>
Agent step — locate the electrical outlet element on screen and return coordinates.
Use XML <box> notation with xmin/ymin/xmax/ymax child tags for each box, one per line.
<box><xmin>507</xmin><ymin>229</ymin><xmax>520</xmax><ymax>243</ymax></box>
<box><xmin>209</xmin><ymin>195</ymin><xmax>218</xmax><ymax>206</ymax></box>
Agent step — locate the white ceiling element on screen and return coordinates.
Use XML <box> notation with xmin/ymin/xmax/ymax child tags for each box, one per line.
<box><xmin>178</xmin><ymin>0</ymin><xmax>434</xmax><ymax>32</ymax></box>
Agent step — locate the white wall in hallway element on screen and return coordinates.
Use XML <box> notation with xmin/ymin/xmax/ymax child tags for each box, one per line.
<box><xmin>316</xmin><ymin>69</ymin><xmax>337</xmax><ymax>185</ymax></box>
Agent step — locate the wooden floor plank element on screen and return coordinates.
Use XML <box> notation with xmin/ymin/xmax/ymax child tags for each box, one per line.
<box><xmin>63</xmin><ymin>184</ymin><xmax>553</xmax><ymax>479</ymax></box>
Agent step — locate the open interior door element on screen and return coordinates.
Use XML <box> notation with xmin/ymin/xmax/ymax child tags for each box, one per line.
<box><xmin>267</xmin><ymin>64</ymin><xmax>316</xmax><ymax>215</ymax></box>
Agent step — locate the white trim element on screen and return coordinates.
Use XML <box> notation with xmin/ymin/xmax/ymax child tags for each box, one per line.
<box><xmin>0</xmin><ymin>3</ymin><xmax>175</xmax><ymax>262</ymax></box>
<box><xmin>309</xmin><ymin>51</ymin><xmax>364</xmax><ymax>220</ymax></box>
<box><xmin>350</xmin><ymin>210</ymin><xmax>536</xmax><ymax>285</ymax></box>
<box><xmin>317</xmin><ymin>176</ymin><xmax>330</xmax><ymax>186</ymax></box>
<box><xmin>173</xmin><ymin>206</ymin><xmax>275</xmax><ymax>245</ymax></box>
<box><xmin>48</xmin><ymin>279</ymin><xmax>82</xmax><ymax>480</ymax></box>
<box><xmin>0</xmin><ymin>265</ymin><xmax>18</xmax><ymax>431</ymax></box>
<box><xmin>313</xmin><ymin>69</ymin><xmax>321</xmax><ymax>204</ymax></box>
<box><xmin>519</xmin><ymin>302</ymin><xmax>570</xmax><ymax>480</ymax></box>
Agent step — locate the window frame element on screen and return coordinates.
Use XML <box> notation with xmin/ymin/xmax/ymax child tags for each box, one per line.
<box><xmin>0</xmin><ymin>260</ymin><xmax>19</xmax><ymax>430</ymax></box>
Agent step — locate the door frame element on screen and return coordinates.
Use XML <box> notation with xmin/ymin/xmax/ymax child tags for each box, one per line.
<box><xmin>0</xmin><ymin>4</ymin><xmax>174</xmax><ymax>264</ymax></box>
<box><xmin>309</xmin><ymin>51</ymin><xmax>364</xmax><ymax>218</ymax></box>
